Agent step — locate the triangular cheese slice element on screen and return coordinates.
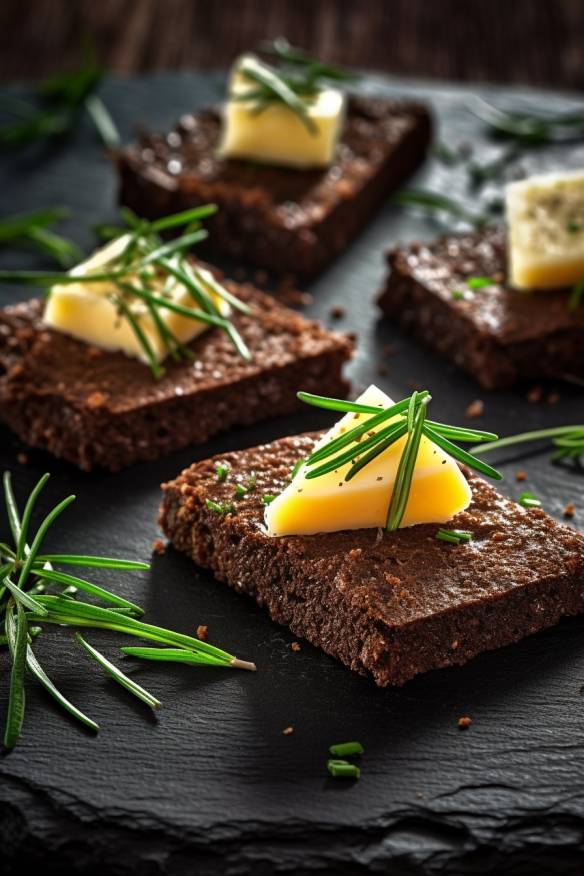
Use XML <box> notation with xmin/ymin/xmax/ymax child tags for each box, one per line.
<box><xmin>265</xmin><ymin>385</ymin><xmax>472</xmax><ymax>536</ymax></box>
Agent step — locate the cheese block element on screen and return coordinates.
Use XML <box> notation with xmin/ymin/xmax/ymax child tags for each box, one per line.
<box><xmin>218</xmin><ymin>54</ymin><xmax>345</xmax><ymax>169</ymax></box>
<box><xmin>507</xmin><ymin>170</ymin><xmax>584</xmax><ymax>290</ymax></box>
<box><xmin>265</xmin><ymin>385</ymin><xmax>472</xmax><ymax>536</ymax></box>
<box><xmin>44</xmin><ymin>235</ymin><xmax>229</xmax><ymax>365</ymax></box>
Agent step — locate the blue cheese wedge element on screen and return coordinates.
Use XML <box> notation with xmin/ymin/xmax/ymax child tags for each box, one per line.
<box><xmin>265</xmin><ymin>385</ymin><xmax>472</xmax><ymax>537</ymax></box>
<box><xmin>218</xmin><ymin>54</ymin><xmax>345</xmax><ymax>169</ymax></box>
<box><xmin>507</xmin><ymin>170</ymin><xmax>584</xmax><ymax>290</ymax></box>
<box><xmin>44</xmin><ymin>235</ymin><xmax>229</xmax><ymax>364</ymax></box>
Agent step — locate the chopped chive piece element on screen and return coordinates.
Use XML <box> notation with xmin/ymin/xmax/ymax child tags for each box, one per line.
<box><xmin>327</xmin><ymin>759</ymin><xmax>361</xmax><ymax>779</ymax></box>
<box><xmin>234</xmin><ymin>473</ymin><xmax>257</xmax><ymax>498</ymax></box>
<box><xmin>436</xmin><ymin>528</ymin><xmax>473</xmax><ymax>544</ymax></box>
<box><xmin>567</xmin><ymin>221</ymin><xmax>582</xmax><ymax>233</ymax></box>
<box><xmin>205</xmin><ymin>498</ymin><xmax>236</xmax><ymax>516</ymax></box>
<box><xmin>467</xmin><ymin>276</ymin><xmax>496</xmax><ymax>289</ymax></box>
<box><xmin>518</xmin><ymin>491</ymin><xmax>542</xmax><ymax>509</ymax></box>
<box><xmin>290</xmin><ymin>459</ymin><xmax>304</xmax><ymax>479</ymax></box>
<box><xmin>569</xmin><ymin>279</ymin><xmax>584</xmax><ymax>311</ymax></box>
<box><xmin>329</xmin><ymin>741</ymin><xmax>364</xmax><ymax>757</ymax></box>
<box><xmin>262</xmin><ymin>494</ymin><xmax>277</xmax><ymax>505</ymax></box>
<box><xmin>451</xmin><ymin>290</ymin><xmax>467</xmax><ymax>300</ymax></box>
<box><xmin>215</xmin><ymin>462</ymin><xmax>230</xmax><ymax>482</ymax></box>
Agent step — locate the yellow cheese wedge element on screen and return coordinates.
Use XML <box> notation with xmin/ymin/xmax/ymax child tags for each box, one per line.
<box><xmin>218</xmin><ymin>54</ymin><xmax>345</xmax><ymax>169</ymax></box>
<box><xmin>265</xmin><ymin>385</ymin><xmax>472</xmax><ymax>536</ymax></box>
<box><xmin>44</xmin><ymin>235</ymin><xmax>229</xmax><ymax>365</ymax></box>
<box><xmin>507</xmin><ymin>170</ymin><xmax>584</xmax><ymax>290</ymax></box>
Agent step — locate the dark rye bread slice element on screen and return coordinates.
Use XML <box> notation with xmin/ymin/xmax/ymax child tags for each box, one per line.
<box><xmin>117</xmin><ymin>96</ymin><xmax>432</xmax><ymax>278</ymax></box>
<box><xmin>378</xmin><ymin>226</ymin><xmax>584</xmax><ymax>389</ymax></box>
<box><xmin>160</xmin><ymin>432</ymin><xmax>584</xmax><ymax>687</ymax></box>
<box><xmin>0</xmin><ymin>285</ymin><xmax>351</xmax><ymax>472</ymax></box>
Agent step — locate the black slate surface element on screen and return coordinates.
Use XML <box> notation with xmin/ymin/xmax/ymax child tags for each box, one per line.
<box><xmin>0</xmin><ymin>71</ymin><xmax>583</xmax><ymax>876</ymax></box>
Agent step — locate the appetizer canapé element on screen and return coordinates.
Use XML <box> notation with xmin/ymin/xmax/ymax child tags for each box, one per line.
<box><xmin>117</xmin><ymin>43</ymin><xmax>432</xmax><ymax>277</ymax></box>
<box><xmin>379</xmin><ymin>171</ymin><xmax>584</xmax><ymax>388</ymax></box>
<box><xmin>0</xmin><ymin>208</ymin><xmax>351</xmax><ymax>471</ymax></box>
<box><xmin>160</xmin><ymin>386</ymin><xmax>584</xmax><ymax>686</ymax></box>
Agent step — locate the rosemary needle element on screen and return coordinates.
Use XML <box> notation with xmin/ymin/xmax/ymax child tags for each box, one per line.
<box><xmin>0</xmin><ymin>472</ymin><xmax>256</xmax><ymax>749</ymax></box>
<box><xmin>472</xmin><ymin>425</ymin><xmax>584</xmax><ymax>462</ymax></box>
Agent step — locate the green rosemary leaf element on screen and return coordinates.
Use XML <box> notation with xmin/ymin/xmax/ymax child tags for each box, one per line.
<box><xmin>17</xmin><ymin>494</ymin><xmax>77</xmax><ymax>589</ymax></box>
<box><xmin>0</xmin><ymin>207</ymin><xmax>81</xmax><ymax>269</ymax></box>
<box><xmin>469</xmin><ymin>96</ymin><xmax>584</xmax><ymax>143</ymax></box>
<box><xmin>238</xmin><ymin>57</ymin><xmax>317</xmax><ymax>135</ymax></box>
<box><xmin>472</xmin><ymin>425</ymin><xmax>584</xmax><ymax>458</ymax></box>
<box><xmin>158</xmin><ymin>258</ymin><xmax>219</xmax><ymax>316</ymax></box>
<box><xmin>262</xmin><ymin>494</ymin><xmax>276</xmax><ymax>505</ymax></box>
<box><xmin>150</xmin><ymin>204</ymin><xmax>218</xmax><ymax>232</ymax></box>
<box><xmin>225</xmin><ymin>321</ymin><xmax>252</xmax><ymax>361</ymax></box>
<box><xmin>0</xmin><ymin>269</ymin><xmax>124</xmax><ymax>286</ymax></box>
<box><xmin>345</xmin><ymin>422</ymin><xmax>410</xmax><ymax>483</ymax></box>
<box><xmin>261</xmin><ymin>37</ymin><xmax>358</xmax><ymax>83</ymax></box>
<box><xmin>436</xmin><ymin>528</ymin><xmax>473</xmax><ymax>544</ymax></box>
<box><xmin>327</xmin><ymin>759</ymin><xmax>360</xmax><ymax>779</ymax></box>
<box><xmin>569</xmin><ymin>279</ymin><xmax>584</xmax><ymax>311</ymax></box>
<box><xmin>32</xmin><ymin>567</ymin><xmax>143</xmax><ymax>616</ymax></box>
<box><xmin>138</xmin><ymin>228</ymin><xmax>208</xmax><ymax>267</ymax></box>
<box><xmin>27</xmin><ymin>595</ymin><xmax>239</xmax><ymax>664</ymax></box>
<box><xmin>76</xmin><ymin>634</ymin><xmax>161</xmax><ymax>710</ymax></box>
<box><xmin>193</xmin><ymin>267</ymin><xmax>252</xmax><ymax>315</ymax></box>
<box><xmin>4</xmin><ymin>601</ymin><xmax>28</xmax><ymax>749</ymax></box>
<box><xmin>117</xmin><ymin>282</ymin><xmax>229</xmax><ymax>329</ymax></box>
<box><xmin>518</xmin><ymin>491</ymin><xmax>542</xmax><ymax>509</ymax></box>
<box><xmin>426</xmin><ymin>421</ymin><xmax>498</xmax><ymax>443</ymax></box>
<box><xmin>298</xmin><ymin>391</ymin><xmax>386</xmax><ymax>415</ymax></box>
<box><xmin>111</xmin><ymin>290</ymin><xmax>164</xmax><ymax>380</ymax></box>
<box><xmin>306</xmin><ymin>419</ymin><xmax>406</xmax><ymax>480</ymax></box>
<box><xmin>423</xmin><ymin>424</ymin><xmax>503</xmax><ymax>480</ymax></box>
<box><xmin>120</xmin><ymin>646</ymin><xmax>231</xmax><ymax>668</ymax></box>
<box><xmin>17</xmin><ymin>472</ymin><xmax>50</xmax><ymax>561</ymax></box>
<box><xmin>3</xmin><ymin>471</ymin><xmax>22</xmax><ymax>545</ymax></box>
<box><xmin>329</xmin><ymin>741</ymin><xmax>364</xmax><ymax>757</ymax></box>
<box><xmin>26</xmin><ymin>225</ymin><xmax>84</xmax><ymax>269</ymax></box>
<box><xmin>206</xmin><ymin>498</ymin><xmax>236</xmax><ymax>516</ymax></box>
<box><xmin>392</xmin><ymin>188</ymin><xmax>488</xmax><ymax>228</ymax></box>
<box><xmin>2</xmin><ymin>573</ymin><xmax>48</xmax><ymax>615</ymax></box>
<box><xmin>215</xmin><ymin>462</ymin><xmax>230</xmax><ymax>482</ymax></box>
<box><xmin>467</xmin><ymin>275</ymin><xmax>496</xmax><ymax>289</ymax></box>
<box><xmin>83</xmin><ymin>94</ymin><xmax>120</xmax><ymax>148</ymax></box>
<box><xmin>386</xmin><ymin>396</ymin><xmax>427</xmax><ymax>531</ymax></box>
<box><xmin>34</xmin><ymin>554</ymin><xmax>149</xmax><ymax>570</ymax></box>
<box><xmin>25</xmin><ymin>642</ymin><xmax>99</xmax><ymax>732</ymax></box>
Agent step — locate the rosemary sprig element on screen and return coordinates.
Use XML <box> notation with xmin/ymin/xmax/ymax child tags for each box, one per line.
<box><xmin>0</xmin><ymin>44</ymin><xmax>118</xmax><ymax>149</ymax></box>
<box><xmin>0</xmin><ymin>204</ymin><xmax>253</xmax><ymax>378</ymax></box>
<box><xmin>469</xmin><ymin>96</ymin><xmax>584</xmax><ymax>144</ymax></box>
<box><xmin>472</xmin><ymin>425</ymin><xmax>584</xmax><ymax>462</ymax></box>
<box><xmin>0</xmin><ymin>471</ymin><xmax>256</xmax><ymax>748</ymax></box>
<box><xmin>0</xmin><ymin>208</ymin><xmax>82</xmax><ymax>268</ymax></box>
<box><xmin>231</xmin><ymin>40</ymin><xmax>355</xmax><ymax>135</ymax></box>
<box><xmin>298</xmin><ymin>391</ymin><xmax>501</xmax><ymax>531</ymax></box>
<box><xmin>391</xmin><ymin>188</ymin><xmax>491</xmax><ymax>229</ymax></box>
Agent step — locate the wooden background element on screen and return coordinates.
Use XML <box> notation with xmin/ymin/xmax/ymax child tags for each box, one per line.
<box><xmin>1</xmin><ymin>0</ymin><xmax>583</xmax><ymax>88</ymax></box>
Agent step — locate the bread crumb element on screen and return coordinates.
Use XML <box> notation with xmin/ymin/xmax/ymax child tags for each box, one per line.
<box><xmin>515</xmin><ymin>470</ymin><xmax>527</xmax><ymax>482</ymax></box>
<box><xmin>329</xmin><ymin>306</ymin><xmax>345</xmax><ymax>319</ymax></box>
<box><xmin>451</xmin><ymin>640</ymin><xmax>459</xmax><ymax>650</ymax></box>
<box><xmin>282</xmin><ymin>725</ymin><xmax>294</xmax><ymax>736</ymax></box>
<box><xmin>86</xmin><ymin>391</ymin><xmax>108</xmax><ymax>409</ymax></box>
<box><xmin>377</xmin><ymin>364</ymin><xmax>390</xmax><ymax>376</ymax></box>
<box><xmin>196</xmin><ymin>624</ymin><xmax>208</xmax><ymax>641</ymax></box>
<box><xmin>465</xmin><ymin>399</ymin><xmax>484</xmax><ymax>418</ymax></box>
<box><xmin>458</xmin><ymin>716</ymin><xmax>472</xmax><ymax>730</ymax></box>
<box><xmin>564</xmin><ymin>502</ymin><xmax>576</xmax><ymax>519</ymax></box>
<box><xmin>547</xmin><ymin>392</ymin><xmax>560</xmax><ymax>404</ymax></box>
<box><xmin>152</xmin><ymin>537</ymin><xmax>166</xmax><ymax>555</ymax></box>
<box><xmin>290</xmin><ymin>642</ymin><xmax>301</xmax><ymax>652</ymax></box>
<box><xmin>16</xmin><ymin>452</ymin><xmax>28</xmax><ymax>465</ymax></box>
<box><xmin>527</xmin><ymin>386</ymin><xmax>542</xmax><ymax>403</ymax></box>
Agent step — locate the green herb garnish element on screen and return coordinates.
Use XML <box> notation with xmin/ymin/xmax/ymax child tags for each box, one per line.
<box><xmin>0</xmin><ymin>472</ymin><xmax>254</xmax><ymax>748</ymax></box>
<box><xmin>436</xmin><ymin>528</ymin><xmax>473</xmax><ymax>545</ymax></box>
<box><xmin>234</xmin><ymin>472</ymin><xmax>257</xmax><ymax>498</ymax></box>
<box><xmin>467</xmin><ymin>275</ymin><xmax>497</xmax><ymax>289</ymax></box>
<box><xmin>262</xmin><ymin>494</ymin><xmax>276</xmax><ymax>505</ymax></box>
<box><xmin>469</xmin><ymin>96</ymin><xmax>584</xmax><ymax>144</ymax></box>
<box><xmin>329</xmin><ymin>741</ymin><xmax>364</xmax><ymax>757</ymax></box>
<box><xmin>518</xmin><ymin>491</ymin><xmax>542</xmax><ymax>509</ymax></box>
<box><xmin>472</xmin><ymin>425</ymin><xmax>584</xmax><ymax>463</ymax></box>
<box><xmin>567</xmin><ymin>221</ymin><xmax>582</xmax><ymax>234</ymax></box>
<box><xmin>392</xmin><ymin>188</ymin><xmax>491</xmax><ymax>229</ymax></box>
<box><xmin>232</xmin><ymin>40</ymin><xmax>356</xmax><ymax>135</ymax></box>
<box><xmin>0</xmin><ymin>208</ymin><xmax>82</xmax><ymax>268</ymax></box>
<box><xmin>205</xmin><ymin>498</ymin><xmax>236</xmax><ymax>516</ymax></box>
<box><xmin>298</xmin><ymin>391</ymin><xmax>501</xmax><ymax>531</ymax></box>
<box><xmin>0</xmin><ymin>44</ymin><xmax>118</xmax><ymax>149</ymax></box>
<box><xmin>215</xmin><ymin>462</ymin><xmax>230</xmax><ymax>482</ymax></box>
<box><xmin>0</xmin><ymin>204</ymin><xmax>252</xmax><ymax>378</ymax></box>
<box><xmin>327</xmin><ymin>759</ymin><xmax>361</xmax><ymax>779</ymax></box>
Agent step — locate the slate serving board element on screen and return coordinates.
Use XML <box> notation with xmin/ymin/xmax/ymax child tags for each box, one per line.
<box><xmin>0</xmin><ymin>71</ymin><xmax>583</xmax><ymax>876</ymax></box>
